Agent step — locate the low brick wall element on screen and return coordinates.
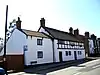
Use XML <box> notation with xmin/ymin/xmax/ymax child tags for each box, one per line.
<box><xmin>0</xmin><ymin>55</ymin><xmax>24</xmax><ymax>71</ymax></box>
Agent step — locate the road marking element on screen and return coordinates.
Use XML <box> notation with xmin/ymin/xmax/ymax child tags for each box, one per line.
<box><xmin>92</xmin><ymin>65</ymin><xmax>100</xmax><ymax>69</ymax></box>
<box><xmin>73</xmin><ymin>72</ymin><xmax>81</xmax><ymax>75</ymax></box>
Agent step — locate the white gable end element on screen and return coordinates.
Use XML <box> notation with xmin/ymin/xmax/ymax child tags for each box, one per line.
<box><xmin>0</xmin><ymin>29</ymin><xmax>27</xmax><ymax>56</ymax></box>
<box><xmin>39</xmin><ymin>27</ymin><xmax>50</xmax><ymax>35</ymax></box>
<box><xmin>89</xmin><ymin>39</ymin><xmax>94</xmax><ymax>54</ymax></box>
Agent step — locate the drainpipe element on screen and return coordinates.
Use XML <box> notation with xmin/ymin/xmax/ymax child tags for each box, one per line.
<box><xmin>52</xmin><ymin>39</ymin><xmax>55</xmax><ymax>63</ymax></box>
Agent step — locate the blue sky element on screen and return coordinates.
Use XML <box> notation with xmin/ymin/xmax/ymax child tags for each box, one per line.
<box><xmin>0</xmin><ymin>0</ymin><xmax>100</xmax><ymax>38</ymax></box>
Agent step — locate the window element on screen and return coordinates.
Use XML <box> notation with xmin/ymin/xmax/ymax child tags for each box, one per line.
<box><xmin>80</xmin><ymin>51</ymin><xmax>82</xmax><ymax>55</ymax></box>
<box><xmin>69</xmin><ymin>51</ymin><xmax>71</xmax><ymax>55</ymax></box>
<box><xmin>67</xmin><ymin>41</ymin><xmax>69</xmax><ymax>44</ymax></box>
<box><xmin>65</xmin><ymin>45</ymin><xmax>67</xmax><ymax>48</ymax></box>
<box><xmin>78</xmin><ymin>51</ymin><xmax>82</xmax><ymax>55</ymax></box>
<box><xmin>23</xmin><ymin>45</ymin><xmax>28</xmax><ymax>51</ymax></box>
<box><xmin>37</xmin><ymin>51</ymin><xmax>43</xmax><ymax>58</ymax></box>
<box><xmin>67</xmin><ymin>45</ymin><xmax>68</xmax><ymax>48</ymax></box>
<box><xmin>78</xmin><ymin>51</ymin><xmax>80</xmax><ymax>55</ymax></box>
<box><xmin>65</xmin><ymin>41</ymin><xmax>68</xmax><ymax>44</ymax></box>
<box><xmin>37</xmin><ymin>39</ymin><xmax>42</xmax><ymax>45</ymax></box>
<box><xmin>58</xmin><ymin>44</ymin><xmax>62</xmax><ymax>48</ymax></box>
<box><xmin>62</xmin><ymin>44</ymin><xmax>65</xmax><ymax>48</ymax></box>
<box><xmin>66</xmin><ymin>51</ymin><xmax>68</xmax><ymax>56</ymax></box>
<box><xmin>58</xmin><ymin>40</ymin><xmax>65</xmax><ymax>44</ymax></box>
<box><xmin>70</xmin><ymin>42</ymin><xmax>75</xmax><ymax>46</ymax></box>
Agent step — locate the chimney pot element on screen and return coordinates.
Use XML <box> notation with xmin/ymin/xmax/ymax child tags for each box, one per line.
<box><xmin>69</xmin><ymin>27</ymin><xmax>73</xmax><ymax>34</ymax></box>
<box><xmin>40</xmin><ymin>18</ymin><xmax>45</xmax><ymax>27</ymax></box>
<box><xmin>16</xmin><ymin>17</ymin><xmax>21</xmax><ymax>29</ymax></box>
<box><xmin>85</xmin><ymin>32</ymin><xmax>89</xmax><ymax>38</ymax></box>
<box><xmin>91</xmin><ymin>34</ymin><xmax>96</xmax><ymax>40</ymax></box>
<box><xmin>74</xmin><ymin>28</ymin><xmax>79</xmax><ymax>35</ymax></box>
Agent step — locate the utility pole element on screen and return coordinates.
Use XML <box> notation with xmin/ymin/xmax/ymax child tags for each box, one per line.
<box><xmin>3</xmin><ymin>5</ymin><xmax>8</xmax><ymax>74</ymax></box>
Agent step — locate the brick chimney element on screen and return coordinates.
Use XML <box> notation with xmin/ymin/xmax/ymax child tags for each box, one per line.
<box><xmin>40</xmin><ymin>18</ymin><xmax>45</xmax><ymax>27</ymax></box>
<box><xmin>85</xmin><ymin>32</ymin><xmax>89</xmax><ymax>38</ymax></box>
<box><xmin>74</xmin><ymin>29</ymin><xmax>79</xmax><ymax>35</ymax></box>
<box><xmin>16</xmin><ymin>17</ymin><xmax>22</xmax><ymax>29</ymax></box>
<box><xmin>69</xmin><ymin>27</ymin><xmax>73</xmax><ymax>34</ymax></box>
<box><xmin>84</xmin><ymin>32</ymin><xmax>90</xmax><ymax>56</ymax></box>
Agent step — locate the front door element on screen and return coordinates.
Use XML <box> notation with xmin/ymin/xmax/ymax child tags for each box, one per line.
<box><xmin>59</xmin><ymin>51</ymin><xmax>63</xmax><ymax>62</ymax></box>
<box><xmin>74</xmin><ymin>51</ymin><xmax>77</xmax><ymax>60</ymax></box>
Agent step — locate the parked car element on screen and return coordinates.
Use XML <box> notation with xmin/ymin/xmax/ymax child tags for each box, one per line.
<box><xmin>0</xmin><ymin>67</ymin><xmax>5</xmax><ymax>75</ymax></box>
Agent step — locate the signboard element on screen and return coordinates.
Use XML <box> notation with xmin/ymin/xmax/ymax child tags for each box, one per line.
<box><xmin>23</xmin><ymin>45</ymin><xmax>28</xmax><ymax>51</ymax></box>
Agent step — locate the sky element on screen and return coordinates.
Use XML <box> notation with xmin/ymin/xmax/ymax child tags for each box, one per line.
<box><xmin>0</xmin><ymin>0</ymin><xmax>100</xmax><ymax>38</ymax></box>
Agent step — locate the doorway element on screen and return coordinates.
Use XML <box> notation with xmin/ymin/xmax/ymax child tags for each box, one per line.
<box><xmin>74</xmin><ymin>51</ymin><xmax>77</xmax><ymax>60</ymax></box>
<box><xmin>59</xmin><ymin>51</ymin><xmax>63</xmax><ymax>62</ymax></box>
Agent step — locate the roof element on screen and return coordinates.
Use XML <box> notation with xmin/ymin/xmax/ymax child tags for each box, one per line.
<box><xmin>22</xmin><ymin>29</ymin><xmax>49</xmax><ymax>38</ymax></box>
<box><xmin>75</xmin><ymin>35</ymin><xmax>85</xmax><ymax>42</ymax></box>
<box><xmin>42</xmin><ymin>26</ymin><xmax>82</xmax><ymax>42</ymax></box>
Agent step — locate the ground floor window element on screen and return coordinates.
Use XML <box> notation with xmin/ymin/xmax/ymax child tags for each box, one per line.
<box><xmin>65</xmin><ymin>51</ymin><xmax>68</xmax><ymax>56</ymax></box>
<box><xmin>65</xmin><ymin>51</ymin><xmax>71</xmax><ymax>56</ymax></box>
<box><xmin>78</xmin><ymin>51</ymin><xmax>82</xmax><ymax>55</ymax></box>
<box><xmin>69</xmin><ymin>51</ymin><xmax>71</xmax><ymax>56</ymax></box>
<box><xmin>37</xmin><ymin>51</ymin><xmax>43</xmax><ymax>58</ymax></box>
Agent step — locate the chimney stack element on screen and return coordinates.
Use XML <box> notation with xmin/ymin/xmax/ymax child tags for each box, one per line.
<box><xmin>69</xmin><ymin>27</ymin><xmax>73</xmax><ymax>34</ymax></box>
<box><xmin>91</xmin><ymin>34</ymin><xmax>96</xmax><ymax>40</ymax></box>
<box><xmin>74</xmin><ymin>29</ymin><xmax>79</xmax><ymax>35</ymax></box>
<box><xmin>16</xmin><ymin>17</ymin><xmax>22</xmax><ymax>29</ymax></box>
<box><xmin>40</xmin><ymin>18</ymin><xmax>45</xmax><ymax>27</ymax></box>
<box><xmin>85</xmin><ymin>32</ymin><xmax>89</xmax><ymax>38</ymax></box>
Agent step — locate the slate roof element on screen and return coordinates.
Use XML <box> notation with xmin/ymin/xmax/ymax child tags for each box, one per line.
<box><xmin>75</xmin><ymin>35</ymin><xmax>85</xmax><ymax>42</ymax></box>
<box><xmin>22</xmin><ymin>29</ymin><xmax>49</xmax><ymax>38</ymax></box>
<box><xmin>42</xmin><ymin>26</ymin><xmax>82</xmax><ymax>42</ymax></box>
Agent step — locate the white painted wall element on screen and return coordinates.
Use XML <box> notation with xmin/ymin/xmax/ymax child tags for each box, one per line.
<box><xmin>25</xmin><ymin>36</ymin><xmax>53</xmax><ymax>65</ymax></box>
<box><xmin>89</xmin><ymin>39</ymin><xmax>94</xmax><ymax>54</ymax></box>
<box><xmin>76</xmin><ymin>50</ymin><xmax>85</xmax><ymax>60</ymax></box>
<box><xmin>54</xmin><ymin>40</ymin><xmax>59</xmax><ymax>62</ymax></box>
<box><xmin>54</xmin><ymin>40</ymin><xmax>74</xmax><ymax>62</ymax></box>
<box><xmin>0</xmin><ymin>29</ymin><xmax>27</xmax><ymax>56</ymax></box>
<box><xmin>59</xmin><ymin>49</ymin><xmax>74</xmax><ymax>61</ymax></box>
<box><xmin>39</xmin><ymin>27</ymin><xmax>85</xmax><ymax>62</ymax></box>
<box><xmin>54</xmin><ymin>40</ymin><xmax>85</xmax><ymax>62</ymax></box>
<box><xmin>39</xmin><ymin>27</ymin><xmax>50</xmax><ymax>35</ymax></box>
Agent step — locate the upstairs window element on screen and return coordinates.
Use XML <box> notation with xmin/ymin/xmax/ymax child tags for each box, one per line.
<box><xmin>37</xmin><ymin>39</ymin><xmax>42</xmax><ymax>45</ymax></box>
<box><xmin>70</xmin><ymin>42</ymin><xmax>75</xmax><ymax>46</ymax></box>
<box><xmin>58</xmin><ymin>40</ymin><xmax>65</xmax><ymax>44</ymax></box>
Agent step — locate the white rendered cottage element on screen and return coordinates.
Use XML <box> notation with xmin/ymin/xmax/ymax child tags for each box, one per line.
<box><xmin>38</xmin><ymin>18</ymin><xmax>85</xmax><ymax>62</ymax></box>
<box><xmin>0</xmin><ymin>17</ymin><xmax>53</xmax><ymax>70</ymax></box>
<box><xmin>23</xmin><ymin>29</ymin><xmax>53</xmax><ymax>66</ymax></box>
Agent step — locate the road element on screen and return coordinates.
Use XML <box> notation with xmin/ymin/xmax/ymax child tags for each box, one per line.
<box><xmin>48</xmin><ymin>59</ymin><xmax>100</xmax><ymax>75</ymax></box>
<box><xmin>9</xmin><ymin>58</ymin><xmax>100</xmax><ymax>75</ymax></box>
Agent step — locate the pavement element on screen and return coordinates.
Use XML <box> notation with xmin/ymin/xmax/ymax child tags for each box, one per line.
<box><xmin>9</xmin><ymin>58</ymin><xmax>94</xmax><ymax>75</ymax></box>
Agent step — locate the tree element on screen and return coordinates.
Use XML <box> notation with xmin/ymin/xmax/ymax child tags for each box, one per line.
<box><xmin>6</xmin><ymin>19</ymin><xmax>16</xmax><ymax>40</ymax></box>
<box><xmin>0</xmin><ymin>19</ymin><xmax>16</xmax><ymax>53</ymax></box>
<box><xmin>0</xmin><ymin>38</ymin><xmax>4</xmax><ymax>52</ymax></box>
